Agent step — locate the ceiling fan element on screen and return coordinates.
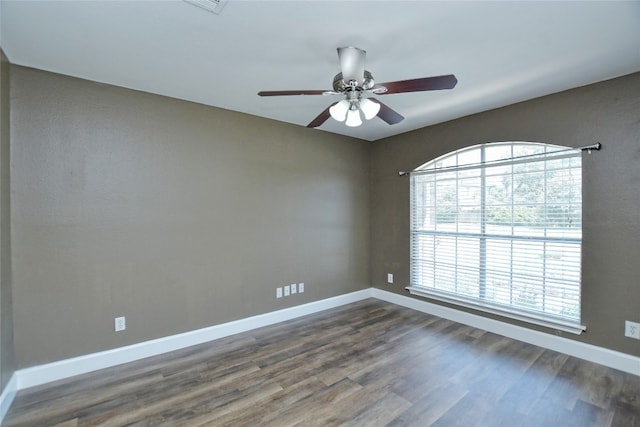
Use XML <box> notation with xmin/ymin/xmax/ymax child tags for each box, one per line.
<box><xmin>258</xmin><ymin>46</ymin><xmax>458</xmax><ymax>128</ymax></box>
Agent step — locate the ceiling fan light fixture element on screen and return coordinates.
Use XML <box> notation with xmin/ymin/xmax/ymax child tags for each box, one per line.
<box><xmin>345</xmin><ymin>107</ymin><xmax>363</xmax><ymax>127</ymax></box>
<box><xmin>329</xmin><ymin>99</ymin><xmax>350</xmax><ymax>122</ymax></box>
<box><xmin>359</xmin><ymin>98</ymin><xmax>380</xmax><ymax>120</ymax></box>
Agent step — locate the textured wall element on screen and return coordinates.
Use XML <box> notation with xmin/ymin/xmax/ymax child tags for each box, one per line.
<box><xmin>371</xmin><ymin>72</ymin><xmax>640</xmax><ymax>356</ymax></box>
<box><xmin>8</xmin><ymin>63</ymin><xmax>640</xmax><ymax>370</ymax></box>
<box><xmin>1</xmin><ymin>49</ymin><xmax>15</xmax><ymax>389</ymax></box>
<box><xmin>10</xmin><ymin>66</ymin><xmax>371</xmax><ymax>368</ymax></box>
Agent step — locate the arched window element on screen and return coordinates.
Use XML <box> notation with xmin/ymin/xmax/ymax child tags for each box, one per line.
<box><xmin>408</xmin><ymin>142</ymin><xmax>585</xmax><ymax>333</ymax></box>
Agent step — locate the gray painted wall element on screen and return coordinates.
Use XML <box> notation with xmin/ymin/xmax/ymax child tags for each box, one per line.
<box><xmin>371</xmin><ymin>72</ymin><xmax>640</xmax><ymax>356</ymax></box>
<box><xmin>10</xmin><ymin>66</ymin><xmax>371</xmax><ymax>368</ymax></box>
<box><xmin>3</xmin><ymin>63</ymin><xmax>640</xmax><ymax>374</ymax></box>
<box><xmin>1</xmin><ymin>49</ymin><xmax>15</xmax><ymax>389</ymax></box>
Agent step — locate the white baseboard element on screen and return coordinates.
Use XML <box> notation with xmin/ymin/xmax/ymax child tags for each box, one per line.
<box><xmin>372</xmin><ymin>288</ymin><xmax>640</xmax><ymax>376</ymax></box>
<box><xmin>8</xmin><ymin>285</ymin><xmax>638</xmax><ymax>408</ymax></box>
<box><xmin>15</xmin><ymin>289</ymin><xmax>373</xmax><ymax>390</ymax></box>
<box><xmin>0</xmin><ymin>373</ymin><xmax>17</xmax><ymax>424</ymax></box>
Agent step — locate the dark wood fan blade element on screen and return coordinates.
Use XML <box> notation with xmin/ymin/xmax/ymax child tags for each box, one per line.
<box><xmin>307</xmin><ymin>102</ymin><xmax>338</xmax><ymax>128</ymax></box>
<box><xmin>370</xmin><ymin>98</ymin><xmax>404</xmax><ymax>125</ymax></box>
<box><xmin>374</xmin><ymin>74</ymin><xmax>457</xmax><ymax>94</ymax></box>
<box><xmin>258</xmin><ymin>90</ymin><xmax>327</xmax><ymax>96</ymax></box>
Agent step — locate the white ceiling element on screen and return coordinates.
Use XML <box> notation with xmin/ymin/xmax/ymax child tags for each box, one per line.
<box><xmin>2</xmin><ymin>1</ymin><xmax>640</xmax><ymax>141</ymax></box>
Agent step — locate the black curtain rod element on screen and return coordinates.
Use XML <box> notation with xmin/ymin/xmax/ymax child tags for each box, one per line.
<box><xmin>398</xmin><ymin>142</ymin><xmax>601</xmax><ymax>177</ymax></box>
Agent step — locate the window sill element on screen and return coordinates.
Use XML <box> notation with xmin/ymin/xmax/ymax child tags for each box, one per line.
<box><xmin>406</xmin><ymin>286</ymin><xmax>586</xmax><ymax>335</ymax></box>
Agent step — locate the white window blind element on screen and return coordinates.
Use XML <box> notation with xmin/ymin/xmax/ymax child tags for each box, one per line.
<box><xmin>408</xmin><ymin>142</ymin><xmax>585</xmax><ymax>334</ymax></box>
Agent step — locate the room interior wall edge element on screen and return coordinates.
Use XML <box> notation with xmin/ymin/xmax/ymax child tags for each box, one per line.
<box><xmin>0</xmin><ymin>47</ymin><xmax>16</xmax><ymax>399</ymax></box>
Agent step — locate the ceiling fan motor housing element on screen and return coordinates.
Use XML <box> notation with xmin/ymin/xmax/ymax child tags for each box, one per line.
<box><xmin>333</xmin><ymin>71</ymin><xmax>375</xmax><ymax>92</ymax></box>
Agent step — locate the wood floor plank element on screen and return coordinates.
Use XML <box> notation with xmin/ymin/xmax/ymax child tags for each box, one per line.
<box><xmin>496</xmin><ymin>349</ymin><xmax>569</xmax><ymax>416</ymax></box>
<box><xmin>4</xmin><ymin>299</ymin><xmax>639</xmax><ymax>426</ymax></box>
<box><xmin>387</xmin><ymin>381</ymin><xmax>469</xmax><ymax>426</ymax></box>
<box><xmin>342</xmin><ymin>391</ymin><xmax>412</xmax><ymax>427</ymax></box>
<box><xmin>260</xmin><ymin>378</ymin><xmax>364</xmax><ymax>427</ymax></box>
<box><xmin>430</xmin><ymin>390</ymin><xmax>495</xmax><ymax>427</ymax></box>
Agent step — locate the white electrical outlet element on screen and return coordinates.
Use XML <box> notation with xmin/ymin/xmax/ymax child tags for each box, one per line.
<box><xmin>625</xmin><ymin>321</ymin><xmax>640</xmax><ymax>339</ymax></box>
<box><xmin>115</xmin><ymin>316</ymin><xmax>126</xmax><ymax>332</ymax></box>
<box><xmin>291</xmin><ymin>283</ymin><xmax>297</xmax><ymax>294</ymax></box>
<box><xmin>283</xmin><ymin>285</ymin><xmax>290</xmax><ymax>297</ymax></box>
<box><xmin>387</xmin><ymin>273</ymin><xmax>394</xmax><ymax>284</ymax></box>
<box><xmin>298</xmin><ymin>283</ymin><xmax>304</xmax><ymax>293</ymax></box>
<box><xmin>276</xmin><ymin>287</ymin><xmax>283</xmax><ymax>299</ymax></box>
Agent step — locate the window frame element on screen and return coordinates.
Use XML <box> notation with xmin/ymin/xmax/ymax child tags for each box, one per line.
<box><xmin>407</xmin><ymin>142</ymin><xmax>586</xmax><ymax>334</ymax></box>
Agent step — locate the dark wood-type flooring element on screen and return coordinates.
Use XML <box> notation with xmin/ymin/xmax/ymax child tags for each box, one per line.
<box><xmin>4</xmin><ymin>299</ymin><xmax>640</xmax><ymax>426</ymax></box>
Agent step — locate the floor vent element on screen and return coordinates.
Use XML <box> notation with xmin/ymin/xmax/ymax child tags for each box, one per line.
<box><xmin>183</xmin><ymin>0</ymin><xmax>228</xmax><ymax>15</ymax></box>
